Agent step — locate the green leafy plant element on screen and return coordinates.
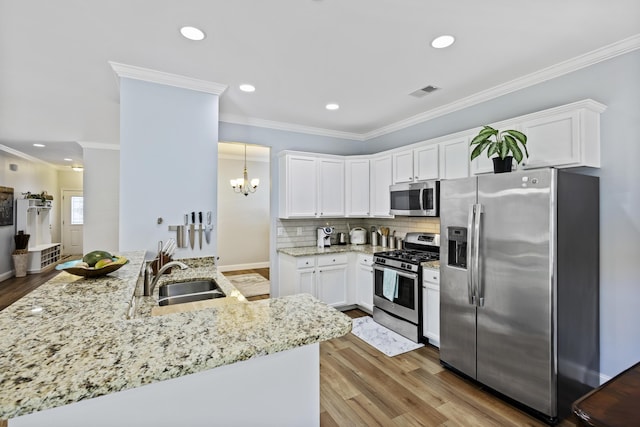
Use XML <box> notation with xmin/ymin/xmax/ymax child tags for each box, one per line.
<box><xmin>470</xmin><ymin>126</ymin><xmax>529</xmax><ymax>164</ymax></box>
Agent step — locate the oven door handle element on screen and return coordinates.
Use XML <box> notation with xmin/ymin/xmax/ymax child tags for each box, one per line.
<box><xmin>373</xmin><ymin>265</ymin><xmax>419</xmax><ymax>281</ymax></box>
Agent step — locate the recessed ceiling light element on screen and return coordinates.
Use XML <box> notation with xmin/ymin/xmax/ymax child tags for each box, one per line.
<box><xmin>239</xmin><ymin>84</ymin><xmax>256</xmax><ymax>93</ymax></box>
<box><xmin>180</xmin><ymin>26</ymin><xmax>206</xmax><ymax>41</ymax></box>
<box><xmin>431</xmin><ymin>35</ymin><xmax>455</xmax><ymax>49</ymax></box>
<box><xmin>325</xmin><ymin>103</ymin><xmax>340</xmax><ymax>111</ymax></box>
<box><xmin>33</xmin><ymin>143</ymin><xmax>45</xmax><ymax>147</ymax></box>
<box><xmin>64</xmin><ymin>158</ymin><xmax>73</xmax><ymax>162</ymax></box>
<box><xmin>71</xmin><ymin>166</ymin><xmax>84</xmax><ymax>172</ymax></box>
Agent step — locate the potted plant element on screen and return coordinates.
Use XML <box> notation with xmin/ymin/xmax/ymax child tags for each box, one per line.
<box><xmin>470</xmin><ymin>125</ymin><xmax>529</xmax><ymax>173</ymax></box>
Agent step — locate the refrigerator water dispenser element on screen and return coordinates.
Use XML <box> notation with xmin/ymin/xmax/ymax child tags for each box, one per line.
<box><xmin>447</xmin><ymin>227</ymin><xmax>467</xmax><ymax>268</ymax></box>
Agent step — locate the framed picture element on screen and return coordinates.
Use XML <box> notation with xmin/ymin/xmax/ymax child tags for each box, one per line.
<box><xmin>0</xmin><ymin>186</ymin><xmax>14</xmax><ymax>226</ymax></box>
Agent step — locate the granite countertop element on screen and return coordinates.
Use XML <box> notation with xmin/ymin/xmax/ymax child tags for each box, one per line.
<box><xmin>0</xmin><ymin>252</ymin><xmax>351</xmax><ymax>420</ymax></box>
<box><xmin>278</xmin><ymin>244</ymin><xmax>441</xmax><ymax>269</ymax></box>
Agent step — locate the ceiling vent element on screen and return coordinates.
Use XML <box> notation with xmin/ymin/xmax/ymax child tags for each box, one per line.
<box><xmin>410</xmin><ymin>85</ymin><xmax>439</xmax><ymax>98</ymax></box>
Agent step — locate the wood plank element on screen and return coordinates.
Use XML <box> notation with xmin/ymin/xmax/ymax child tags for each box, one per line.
<box><xmin>319</xmin><ymin>309</ymin><xmax>578</xmax><ymax>427</ymax></box>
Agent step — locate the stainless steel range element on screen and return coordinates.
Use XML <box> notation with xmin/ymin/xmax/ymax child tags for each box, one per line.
<box><xmin>373</xmin><ymin>232</ymin><xmax>440</xmax><ymax>342</ymax></box>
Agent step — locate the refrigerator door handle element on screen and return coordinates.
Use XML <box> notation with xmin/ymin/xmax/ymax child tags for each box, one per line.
<box><xmin>467</xmin><ymin>204</ymin><xmax>476</xmax><ymax>305</ymax></box>
<box><xmin>473</xmin><ymin>203</ymin><xmax>484</xmax><ymax>307</ymax></box>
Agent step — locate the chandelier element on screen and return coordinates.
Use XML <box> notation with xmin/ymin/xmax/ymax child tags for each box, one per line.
<box><xmin>230</xmin><ymin>144</ymin><xmax>259</xmax><ymax>196</ymax></box>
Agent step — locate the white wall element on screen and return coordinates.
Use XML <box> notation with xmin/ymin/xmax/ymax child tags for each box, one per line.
<box><xmin>83</xmin><ymin>146</ymin><xmax>119</xmax><ymax>254</ymax></box>
<box><xmin>0</xmin><ymin>149</ymin><xmax>59</xmax><ymax>280</ymax></box>
<box><xmin>119</xmin><ymin>78</ymin><xmax>219</xmax><ymax>259</ymax></box>
<box><xmin>217</xmin><ymin>148</ymin><xmax>270</xmax><ymax>269</ymax></box>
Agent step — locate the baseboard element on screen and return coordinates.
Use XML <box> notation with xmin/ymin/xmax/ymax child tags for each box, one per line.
<box><xmin>0</xmin><ymin>269</ymin><xmax>15</xmax><ymax>283</ymax></box>
<box><xmin>600</xmin><ymin>373</ymin><xmax>612</xmax><ymax>385</ymax></box>
<box><xmin>217</xmin><ymin>261</ymin><xmax>270</xmax><ymax>272</ymax></box>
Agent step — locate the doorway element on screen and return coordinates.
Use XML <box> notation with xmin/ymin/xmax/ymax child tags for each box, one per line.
<box><xmin>62</xmin><ymin>189</ymin><xmax>83</xmax><ymax>256</ymax></box>
<box><xmin>217</xmin><ymin>142</ymin><xmax>270</xmax><ymax>279</ymax></box>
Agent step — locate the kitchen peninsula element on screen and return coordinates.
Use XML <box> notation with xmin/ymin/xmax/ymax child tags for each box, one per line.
<box><xmin>0</xmin><ymin>252</ymin><xmax>351</xmax><ymax>426</ymax></box>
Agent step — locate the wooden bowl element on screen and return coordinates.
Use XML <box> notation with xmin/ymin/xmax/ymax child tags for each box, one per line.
<box><xmin>56</xmin><ymin>258</ymin><xmax>129</xmax><ymax>278</ymax></box>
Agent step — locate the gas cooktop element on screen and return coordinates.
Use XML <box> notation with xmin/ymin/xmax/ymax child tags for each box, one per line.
<box><xmin>373</xmin><ymin>232</ymin><xmax>440</xmax><ymax>272</ymax></box>
<box><xmin>374</xmin><ymin>249</ymin><xmax>439</xmax><ymax>264</ymax></box>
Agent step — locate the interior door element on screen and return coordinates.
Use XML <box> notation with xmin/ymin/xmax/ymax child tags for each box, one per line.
<box><xmin>476</xmin><ymin>169</ymin><xmax>555</xmax><ymax>416</ymax></box>
<box><xmin>439</xmin><ymin>176</ymin><xmax>478</xmax><ymax>378</ymax></box>
<box><xmin>62</xmin><ymin>190</ymin><xmax>83</xmax><ymax>256</ymax></box>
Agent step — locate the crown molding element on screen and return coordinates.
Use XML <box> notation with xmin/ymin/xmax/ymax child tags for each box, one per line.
<box><xmin>109</xmin><ymin>61</ymin><xmax>228</xmax><ymax>96</ymax></box>
<box><xmin>219</xmin><ymin>35</ymin><xmax>638</xmax><ymax>141</ymax></box>
<box><xmin>219</xmin><ymin>114</ymin><xmax>365</xmax><ymax>141</ymax></box>
<box><xmin>363</xmin><ymin>34</ymin><xmax>640</xmax><ymax>140</ymax></box>
<box><xmin>0</xmin><ymin>144</ymin><xmax>57</xmax><ymax>167</ymax></box>
<box><xmin>77</xmin><ymin>141</ymin><xmax>120</xmax><ymax>150</ymax></box>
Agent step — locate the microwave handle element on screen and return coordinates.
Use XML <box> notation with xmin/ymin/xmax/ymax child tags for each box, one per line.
<box><xmin>419</xmin><ymin>188</ymin><xmax>425</xmax><ymax>211</ymax></box>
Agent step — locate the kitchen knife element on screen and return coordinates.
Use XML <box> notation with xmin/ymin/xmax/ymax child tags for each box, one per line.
<box><xmin>198</xmin><ymin>211</ymin><xmax>203</xmax><ymax>250</ymax></box>
<box><xmin>189</xmin><ymin>212</ymin><xmax>195</xmax><ymax>250</ymax></box>
<box><xmin>204</xmin><ymin>211</ymin><xmax>212</xmax><ymax>244</ymax></box>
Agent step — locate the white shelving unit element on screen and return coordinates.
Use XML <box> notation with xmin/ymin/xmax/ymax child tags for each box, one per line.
<box><xmin>16</xmin><ymin>198</ymin><xmax>61</xmax><ymax>273</ymax></box>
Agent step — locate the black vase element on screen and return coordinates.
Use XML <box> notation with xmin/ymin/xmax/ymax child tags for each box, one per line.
<box><xmin>14</xmin><ymin>230</ymin><xmax>30</xmax><ymax>250</ymax></box>
<box><xmin>492</xmin><ymin>156</ymin><xmax>513</xmax><ymax>174</ymax></box>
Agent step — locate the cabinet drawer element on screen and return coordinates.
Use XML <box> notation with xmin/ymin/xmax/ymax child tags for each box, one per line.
<box><xmin>317</xmin><ymin>253</ymin><xmax>348</xmax><ymax>266</ymax></box>
<box><xmin>296</xmin><ymin>256</ymin><xmax>316</xmax><ymax>269</ymax></box>
<box><xmin>423</xmin><ymin>268</ymin><xmax>440</xmax><ymax>284</ymax></box>
<box><xmin>358</xmin><ymin>254</ymin><xmax>373</xmax><ymax>266</ymax></box>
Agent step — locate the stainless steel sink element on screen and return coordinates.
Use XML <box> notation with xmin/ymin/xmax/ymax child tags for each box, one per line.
<box><xmin>158</xmin><ymin>279</ymin><xmax>226</xmax><ymax>306</ymax></box>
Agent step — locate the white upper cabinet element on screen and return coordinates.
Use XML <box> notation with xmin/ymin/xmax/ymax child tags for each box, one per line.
<box><xmin>471</xmin><ymin>99</ymin><xmax>606</xmax><ymax>174</ymax></box>
<box><xmin>317</xmin><ymin>158</ymin><xmax>345</xmax><ymax>217</ymax></box>
<box><xmin>279</xmin><ymin>153</ymin><xmax>344</xmax><ymax>218</ymax></box>
<box><xmin>279</xmin><ymin>154</ymin><xmax>318</xmax><ymax>217</ymax></box>
<box><xmin>369</xmin><ymin>154</ymin><xmax>393</xmax><ymax>217</ymax></box>
<box><xmin>393</xmin><ymin>144</ymin><xmax>439</xmax><ymax>184</ymax></box>
<box><xmin>392</xmin><ymin>150</ymin><xmax>414</xmax><ymax>183</ymax></box>
<box><xmin>345</xmin><ymin>158</ymin><xmax>370</xmax><ymax>217</ymax></box>
<box><xmin>414</xmin><ymin>144</ymin><xmax>439</xmax><ymax>181</ymax></box>
<box><xmin>439</xmin><ymin>137</ymin><xmax>470</xmax><ymax>180</ymax></box>
<box><xmin>278</xmin><ymin>100</ymin><xmax>605</xmax><ymax>217</ymax></box>
<box><xmin>520</xmin><ymin>100</ymin><xmax>605</xmax><ymax>169</ymax></box>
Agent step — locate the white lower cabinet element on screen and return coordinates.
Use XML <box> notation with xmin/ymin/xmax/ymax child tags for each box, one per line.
<box><xmin>317</xmin><ymin>264</ymin><xmax>348</xmax><ymax>307</ymax></box>
<box><xmin>279</xmin><ymin>253</ymin><xmax>349</xmax><ymax>308</ymax></box>
<box><xmin>355</xmin><ymin>254</ymin><xmax>374</xmax><ymax>313</ymax></box>
<box><xmin>422</xmin><ymin>267</ymin><xmax>440</xmax><ymax>347</ymax></box>
<box><xmin>297</xmin><ymin>267</ymin><xmax>316</xmax><ymax>296</ymax></box>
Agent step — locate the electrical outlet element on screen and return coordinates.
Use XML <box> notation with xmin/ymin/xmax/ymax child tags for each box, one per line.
<box><xmin>297</xmin><ymin>227</ymin><xmax>303</xmax><ymax>236</ymax></box>
<box><xmin>277</xmin><ymin>227</ymin><xmax>284</xmax><ymax>236</ymax></box>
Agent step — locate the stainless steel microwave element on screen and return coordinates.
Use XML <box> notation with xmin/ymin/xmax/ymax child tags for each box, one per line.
<box><xmin>389</xmin><ymin>180</ymin><xmax>440</xmax><ymax>216</ymax></box>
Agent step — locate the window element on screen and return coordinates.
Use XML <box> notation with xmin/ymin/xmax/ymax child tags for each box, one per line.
<box><xmin>70</xmin><ymin>196</ymin><xmax>84</xmax><ymax>225</ymax></box>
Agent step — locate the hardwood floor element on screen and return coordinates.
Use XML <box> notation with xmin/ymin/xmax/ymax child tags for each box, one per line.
<box><xmin>0</xmin><ymin>265</ymin><xmax>61</xmax><ymax>311</ymax></box>
<box><xmin>320</xmin><ymin>309</ymin><xmax>579</xmax><ymax>427</ymax></box>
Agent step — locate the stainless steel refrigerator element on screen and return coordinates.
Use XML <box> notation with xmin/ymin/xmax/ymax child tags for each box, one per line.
<box><xmin>439</xmin><ymin>168</ymin><xmax>599</xmax><ymax>423</ymax></box>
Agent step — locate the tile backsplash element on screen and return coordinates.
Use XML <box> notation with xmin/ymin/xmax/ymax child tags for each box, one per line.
<box><xmin>276</xmin><ymin>217</ymin><xmax>440</xmax><ymax>248</ymax></box>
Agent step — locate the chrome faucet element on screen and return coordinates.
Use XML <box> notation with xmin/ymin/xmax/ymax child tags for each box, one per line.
<box><xmin>143</xmin><ymin>261</ymin><xmax>188</xmax><ymax>296</ymax></box>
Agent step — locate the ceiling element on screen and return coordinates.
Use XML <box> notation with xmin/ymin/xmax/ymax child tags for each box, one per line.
<box><xmin>1</xmin><ymin>0</ymin><xmax>639</xmax><ymax>169</ymax></box>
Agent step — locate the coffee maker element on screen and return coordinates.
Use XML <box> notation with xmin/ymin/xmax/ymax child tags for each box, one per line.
<box><xmin>317</xmin><ymin>227</ymin><xmax>334</xmax><ymax>248</ymax></box>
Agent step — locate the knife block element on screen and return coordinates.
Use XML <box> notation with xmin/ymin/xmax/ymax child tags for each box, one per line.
<box><xmin>151</xmin><ymin>253</ymin><xmax>173</xmax><ymax>275</ymax></box>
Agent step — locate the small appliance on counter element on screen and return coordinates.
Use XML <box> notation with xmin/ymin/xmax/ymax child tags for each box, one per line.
<box><xmin>349</xmin><ymin>227</ymin><xmax>367</xmax><ymax>245</ymax></box>
<box><xmin>317</xmin><ymin>226</ymin><xmax>334</xmax><ymax>248</ymax></box>
<box><xmin>337</xmin><ymin>232</ymin><xmax>348</xmax><ymax>245</ymax></box>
